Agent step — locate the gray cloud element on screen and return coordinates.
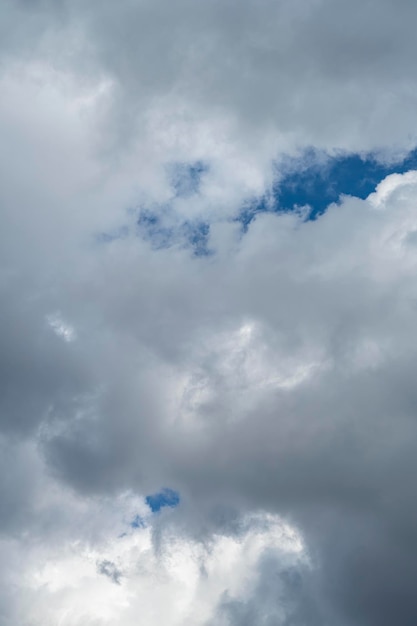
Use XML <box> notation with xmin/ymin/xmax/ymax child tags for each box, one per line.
<box><xmin>3</xmin><ymin>0</ymin><xmax>417</xmax><ymax>157</ymax></box>
<box><xmin>209</xmin><ymin>555</ymin><xmax>322</xmax><ymax>626</ymax></box>
<box><xmin>22</xmin><ymin>181</ymin><xmax>417</xmax><ymax>625</ymax></box>
<box><xmin>2</xmin><ymin>2</ymin><xmax>417</xmax><ymax>625</ymax></box>
<box><xmin>97</xmin><ymin>559</ymin><xmax>122</xmax><ymax>585</ymax></box>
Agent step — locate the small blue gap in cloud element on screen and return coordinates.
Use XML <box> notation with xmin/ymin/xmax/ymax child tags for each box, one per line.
<box><xmin>168</xmin><ymin>161</ymin><xmax>208</xmax><ymax>198</ymax></box>
<box><xmin>131</xmin><ymin>515</ymin><xmax>146</xmax><ymax>529</ymax></box>
<box><xmin>239</xmin><ymin>146</ymin><xmax>417</xmax><ymax>227</ymax></box>
<box><xmin>137</xmin><ymin>208</ymin><xmax>174</xmax><ymax>249</ymax></box>
<box><xmin>238</xmin><ymin>191</ymin><xmax>275</xmax><ymax>233</ymax></box>
<box><xmin>182</xmin><ymin>221</ymin><xmax>211</xmax><ymax>257</ymax></box>
<box><xmin>99</xmin><ymin>161</ymin><xmax>210</xmax><ymax>254</ymax></box>
<box><xmin>137</xmin><ymin>208</ymin><xmax>211</xmax><ymax>256</ymax></box>
<box><xmin>145</xmin><ymin>488</ymin><xmax>180</xmax><ymax>513</ymax></box>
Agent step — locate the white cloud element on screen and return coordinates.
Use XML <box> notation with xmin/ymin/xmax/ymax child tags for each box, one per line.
<box><xmin>2</xmin><ymin>475</ymin><xmax>305</xmax><ymax>626</ymax></box>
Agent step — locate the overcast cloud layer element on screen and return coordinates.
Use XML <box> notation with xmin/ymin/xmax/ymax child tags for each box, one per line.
<box><xmin>2</xmin><ymin>1</ymin><xmax>417</xmax><ymax>625</ymax></box>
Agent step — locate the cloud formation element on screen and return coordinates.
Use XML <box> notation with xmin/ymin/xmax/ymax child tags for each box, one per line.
<box><xmin>2</xmin><ymin>1</ymin><xmax>417</xmax><ymax>624</ymax></box>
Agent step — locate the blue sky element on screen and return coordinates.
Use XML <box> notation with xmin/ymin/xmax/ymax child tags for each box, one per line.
<box><xmin>145</xmin><ymin>488</ymin><xmax>180</xmax><ymax>513</ymax></box>
<box><xmin>135</xmin><ymin>148</ymin><xmax>417</xmax><ymax>251</ymax></box>
<box><xmin>243</xmin><ymin>147</ymin><xmax>417</xmax><ymax>224</ymax></box>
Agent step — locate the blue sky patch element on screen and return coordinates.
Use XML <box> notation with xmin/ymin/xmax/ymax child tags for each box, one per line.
<box><xmin>131</xmin><ymin>514</ymin><xmax>146</xmax><ymax>529</ymax></box>
<box><xmin>182</xmin><ymin>221</ymin><xmax>211</xmax><ymax>256</ymax></box>
<box><xmin>137</xmin><ymin>208</ymin><xmax>174</xmax><ymax>249</ymax></box>
<box><xmin>145</xmin><ymin>488</ymin><xmax>180</xmax><ymax>513</ymax></box>
<box><xmin>101</xmin><ymin>149</ymin><xmax>417</xmax><ymax>245</ymax></box>
<box><xmin>239</xmin><ymin>146</ymin><xmax>417</xmax><ymax>227</ymax></box>
<box><xmin>137</xmin><ymin>209</ymin><xmax>211</xmax><ymax>256</ymax></box>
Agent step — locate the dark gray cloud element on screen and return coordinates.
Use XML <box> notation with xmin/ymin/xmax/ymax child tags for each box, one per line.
<box><xmin>0</xmin><ymin>280</ymin><xmax>90</xmax><ymax>438</ymax></box>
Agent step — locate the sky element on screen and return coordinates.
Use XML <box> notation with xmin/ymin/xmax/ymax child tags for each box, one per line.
<box><xmin>2</xmin><ymin>1</ymin><xmax>417</xmax><ymax>624</ymax></box>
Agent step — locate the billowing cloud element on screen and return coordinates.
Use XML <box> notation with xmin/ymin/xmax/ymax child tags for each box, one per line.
<box><xmin>2</xmin><ymin>1</ymin><xmax>417</xmax><ymax>625</ymax></box>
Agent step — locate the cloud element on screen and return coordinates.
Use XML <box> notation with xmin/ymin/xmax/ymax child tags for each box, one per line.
<box><xmin>4</xmin><ymin>1</ymin><xmax>417</xmax><ymax>149</ymax></box>
<box><xmin>0</xmin><ymin>483</ymin><xmax>305</xmax><ymax>626</ymax></box>
<box><xmin>2</xmin><ymin>1</ymin><xmax>417</xmax><ymax>624</ymax></box>
<box><xmin>1</xmin><ymin>168</ymin><xmax>416</xmax><ymax>624</ymax></box>
<box><xmin>97</xmin><ymin>559</ymin><xmax>123</xmax><ymax>585</ymax></box>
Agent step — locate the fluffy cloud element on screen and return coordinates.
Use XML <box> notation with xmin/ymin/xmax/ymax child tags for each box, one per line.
<box><xmin>2</xmin><ymin>1</ymin><xmax>417</xmax><ymax>625</ymax></box>
<box><xmin>2</xmin><ymin>495</ymin><xmax>305</xmax><ymax>626</ymax></box>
